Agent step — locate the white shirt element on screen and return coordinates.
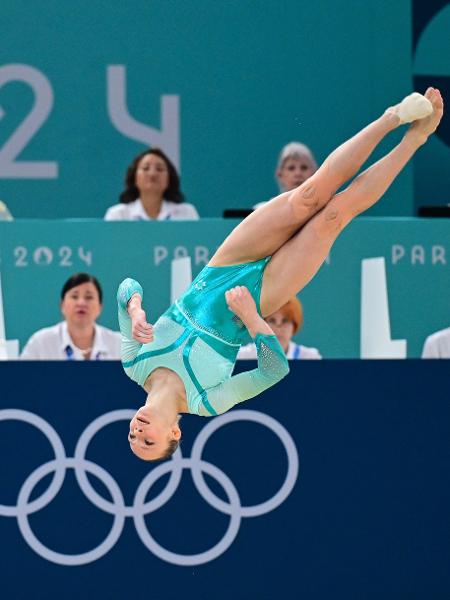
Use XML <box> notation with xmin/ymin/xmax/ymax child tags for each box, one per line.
<box><xmin>421</xmin><ymin>327</ymin><xmax>450</xmax><ymax>358</ymax></box>
<box><xmin>20</xmin><ymin>322</ymin><xmax>122</xmax><ymax>360</ymax></box>
<box><xmin>237</xmin><ymin>340</ymin><xmax>322</xmax><ymax>360</ymax></box>
<box><xmin>104</xmin><ymin>198</ymin><xmax>199</xmax><ymax>221</ymax></box>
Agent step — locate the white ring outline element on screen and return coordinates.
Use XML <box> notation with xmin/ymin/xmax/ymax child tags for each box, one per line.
<box><xmin>0</xmin><ymin>409</ymin><xmax>66</xmax><ymax>517</ymax></box>
<box><xmin>133</xmin><ymin>458</ymin><xmax>241</xmax><ymax>565</ymax></box>
<box><xmin>74</xmin><ymin>409</ymin><xmax>183</xmax><ymax>517</ymax></box>
<box><xmin>0</xmin><ymin>408</ymin><xmax>299</xmax><ymax>566</ymax></box>
<box><xmin>191</xmin><ymin>410</ymin><xmax>299</xmax><ymax>517</ymax></box>
<box><xmin>17</xmin><ymin>457</ymin><xmax>126</xmax><ymax>566</ymax></box>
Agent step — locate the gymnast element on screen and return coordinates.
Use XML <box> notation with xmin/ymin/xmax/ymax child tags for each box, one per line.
<box><xmin>117</xmin><ymin>88</ymin><xmax>443</xmax><ymax>461</ymax></box>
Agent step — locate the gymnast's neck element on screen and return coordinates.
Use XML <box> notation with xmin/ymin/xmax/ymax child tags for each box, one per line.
<box><xmin>144</xmin><ymin>367</ymin><xmax>188</xmax><ymax>415</ymax></box>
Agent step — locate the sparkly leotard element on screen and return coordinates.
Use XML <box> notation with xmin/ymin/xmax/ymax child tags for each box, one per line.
<box><xmin>117</xmin><ymin>258</ymin><xmax>289</xmax><ymax>417</ymax></box>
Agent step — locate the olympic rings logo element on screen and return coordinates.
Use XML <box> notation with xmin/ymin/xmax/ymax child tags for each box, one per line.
<box><xmin>0</xmin><ymin>408</ymin><xmax>299</xmax><ymax>566</ymax></box>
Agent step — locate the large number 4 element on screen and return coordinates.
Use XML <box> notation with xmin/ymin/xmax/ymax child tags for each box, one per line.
<box><xmin>107</xmin><ymin>65</ymin><xmax>180</xmax><ymax>170</ymax></box>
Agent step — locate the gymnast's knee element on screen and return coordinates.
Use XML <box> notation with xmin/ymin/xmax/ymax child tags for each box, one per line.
<box><xmin>313</xmin><ymin>202</ymin><xmax>345</xmax><ymax>237</ymax></box>
<box><xmin>288</xmin><ymin>183</ymin><xmax>320</xmax><ymax>217</ymax></box>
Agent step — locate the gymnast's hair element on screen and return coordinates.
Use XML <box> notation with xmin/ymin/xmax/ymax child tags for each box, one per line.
<box><xmin>159</xmin><ymin>439</ymin><xmax>180</xmax><ymax>461</ymax></box>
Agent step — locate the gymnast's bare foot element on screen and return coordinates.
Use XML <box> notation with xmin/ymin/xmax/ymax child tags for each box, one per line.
<box><xmin>407</xmin><ymin>87</ymin><xmax>444</xmax><ymax>144</ymax></box>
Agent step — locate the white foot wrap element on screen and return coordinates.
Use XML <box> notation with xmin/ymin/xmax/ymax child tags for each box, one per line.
<box><xmin>391</xmin><ymin>92</ymin><xmax>433</xmax><ymax>124</ymax></box>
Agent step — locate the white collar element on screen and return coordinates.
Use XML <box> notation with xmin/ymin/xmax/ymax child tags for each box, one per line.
<box><xmin>157</xmin><ymin>199</ymin><xmax>172</xmax><ymax>220</ymax></box>
<box><xmin>131</xmin><ymin>198</ymin><xmax>171</xmax><ymax>220</ymax></box>
<box><xmin>59</xmin><ymin>321</ymin><xmax>107</xmax><ymax>359</ymax></box>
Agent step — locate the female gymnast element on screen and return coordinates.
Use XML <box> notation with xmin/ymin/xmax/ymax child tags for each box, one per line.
<box><xmin>118</xmin><ymin>88</ymin><xmax>443</xmax><ymax>461</ymax></box>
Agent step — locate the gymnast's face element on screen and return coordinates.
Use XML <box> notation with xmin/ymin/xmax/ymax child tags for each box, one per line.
<box><xmin>128</xmin><ymin>405</ymin><xmax>180</xmax><ymax>461</ymax></box>
<box><xmin>60</xmin><ymin>282</ymin><xmax>102</xmax><ymax>327</ymax></box>
<box><xmin>277</xmin><ymin>157</ymin><xmax>315</xmax><ymax>192</ymax></box>
<box><xmin>135</xmin><ymin>153</ymin><xmax>169</xmax><ymax>198</ymax></box>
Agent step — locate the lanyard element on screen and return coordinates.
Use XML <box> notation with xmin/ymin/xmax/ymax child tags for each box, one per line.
<box><xmin>292</xmin><ymin>344</ymin><xmax>301</xmax><ymax>359</ymax></box>
<box><xmin>65</xmin><ymin>346</ymin><xmax>75</xmax><ymax>360</ymax></box>
<box><xmin>64</xmin><ymin>346</ymin><xmax>102</xmax><ymax>360</ymax></box>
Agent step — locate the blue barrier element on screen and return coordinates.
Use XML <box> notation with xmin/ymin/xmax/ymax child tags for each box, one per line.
<box><xmin>0</xmin><ymin>360</ymin><xmax>449</xmax><ymax>599</ymax></box>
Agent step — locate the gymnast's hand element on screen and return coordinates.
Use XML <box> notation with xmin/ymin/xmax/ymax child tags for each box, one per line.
<box><xmin>131</xmin><ymin>309</ymin><xmax>154</xmax><ymax>343</ymax></box>
<box><xmin>225</xmin><ymin>286</ymin><xmax>274</xmax><ymax>338</ymax></box>
<box><xmin>225</xmin><ymin>286</ymin><xmax>258</xmax><ymax>322</ymax></box>
<box><xmin>127</xmin><ymin>293</ymin><xmax>154</xmax><ymax>343</ymax></box>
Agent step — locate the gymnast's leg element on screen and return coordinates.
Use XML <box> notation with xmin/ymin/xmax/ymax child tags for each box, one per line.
<box><xmin>210</xmin><ymin>92</ymin><xmax>433</xmax><ymax>267</ymax></box>
<box><xmin>260</xmin><ymin>88</ymin><xmax>443</xmax><ymax>315</ymax></box>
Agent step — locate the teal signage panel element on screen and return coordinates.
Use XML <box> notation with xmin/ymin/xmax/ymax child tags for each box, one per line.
<box><xmin>0</xmin><ymin>218</ymin><xmax>448</xmax><ymax>358</ymax></box>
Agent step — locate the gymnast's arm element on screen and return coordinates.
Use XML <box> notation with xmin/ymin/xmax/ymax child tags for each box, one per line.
<box><xmin>117</xmin><ymin>278</ymin><xmax>153</xmax><ymax>365</ymax></box>
<box><xmin>198</xmin><ymin>286</ymin><xmax>289</xmax><ymax>416</ymax></box>
<box><xmin>200</xmin><ymin>332</ymin><xmax>289</xmax><ymax>415</ymax></box>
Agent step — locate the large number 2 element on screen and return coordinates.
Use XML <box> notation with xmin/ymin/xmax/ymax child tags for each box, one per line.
<box><xmin>0</xmin><ymin>63</ymin><xmax>180</xmax><ymax>178</ymax></box>
<box><xmin>0</xmin><ymin>64</ymin><xmax>57</xmax><ymax>178</ymax></box>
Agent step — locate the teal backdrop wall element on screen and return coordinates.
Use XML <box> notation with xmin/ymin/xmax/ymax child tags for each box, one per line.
<box><xmin>2</xmin><ymin>0</ymin><xmax>449</xmax><ymax>219</ymax></box>
<box><xmin>1</xmin><ymin>218</ymin><xmax>448</xmax><ymax>358</ymax></box>
<box><xmin>413</xmin><ymin>1</ymin><xmax>450</xmax><ymax>210</ymax></box>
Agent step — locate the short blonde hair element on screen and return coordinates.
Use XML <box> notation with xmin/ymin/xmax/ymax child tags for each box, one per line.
<box><xmin>276</xmin><ymin>142</ymin><xmax>318</xmax><ymax>172</ymax></box>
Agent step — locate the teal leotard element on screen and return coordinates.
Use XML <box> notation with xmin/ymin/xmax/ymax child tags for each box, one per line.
<box><xmin>117</xmin><ymin>258</ymin><xmax>289</xmax><ymax>417</ymax></box>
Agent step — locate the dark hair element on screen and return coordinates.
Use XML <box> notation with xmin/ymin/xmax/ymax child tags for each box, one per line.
<box><xmin>119</xmin><ymin>148</ymin><xmax>185</xmax><ymax>204</ymax></box>
<box><xmin>160</xmin><ymin>438</ymin><xmax>180</xmax><ymax>461</ymax></box>
<box><xmin>61</xmin><ymin>273</ymin><xmax>103</xmax><ymax>303</ymax></box>
<box><xmin>144</xmin><ymin>438</ymin><xmax>179</xmax><ymax>462</ymax></box>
